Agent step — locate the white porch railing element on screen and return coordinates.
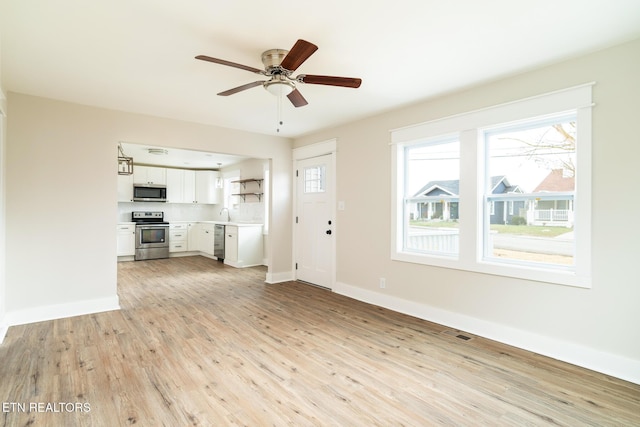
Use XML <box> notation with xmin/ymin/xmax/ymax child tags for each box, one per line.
<box><xmin>534</xmin><ymin>209</ymin><xmax>570</xmax><ymax>221</ymax></box>
<box><xmin>407</xmin><ymin>228</ymin><xmax>459</xmax><ymax>253</ymax></box>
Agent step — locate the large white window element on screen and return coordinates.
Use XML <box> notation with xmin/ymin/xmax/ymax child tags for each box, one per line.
<box><xmin>391</xmin><ymin>84</ymin><xmax>592</xmax><ymax>287</ymax></box>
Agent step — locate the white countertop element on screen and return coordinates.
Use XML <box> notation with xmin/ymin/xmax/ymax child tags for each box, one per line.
<box><xmin>162</xmin><ymin>220</ymin><xmax>263</xmax><ymax>227</ymax></box>
<box><xmin>199</xmin><ymin>221</ymin><xmax>263</xmax><ymax>227</ymax></box>
<box><xmin>119</xmin><ymin>220</ymin><xmax>263</xmax><ymax>227</ymax></box>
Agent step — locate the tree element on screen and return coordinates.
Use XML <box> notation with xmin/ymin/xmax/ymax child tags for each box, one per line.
<box><xmin>499</xmin><ymin>121</ymin><xmax>576</xmax><ymax>177</ymax></box>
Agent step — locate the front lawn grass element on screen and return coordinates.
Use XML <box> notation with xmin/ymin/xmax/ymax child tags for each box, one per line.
<box><xmin>410</xmin><ymin>220</ymin><xmax>572</xmax><ymax>237</ymax></box>
<box><xmin>490</xmin><ymin>224</ymin><xmax>572</xmax><ymax>237</ymax></box>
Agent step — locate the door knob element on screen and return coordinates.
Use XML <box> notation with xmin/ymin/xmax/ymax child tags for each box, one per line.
<box><xmin>326</xmin><ymin>230</ymin><xmax>332</xmax><ymax>235</ymax></box>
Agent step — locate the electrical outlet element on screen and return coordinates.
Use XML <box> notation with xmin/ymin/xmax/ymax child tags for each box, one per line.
<box><xmin>379</xmin><ymin>277</ymin><xmax>386</xmax><ymax>289</ymax></box>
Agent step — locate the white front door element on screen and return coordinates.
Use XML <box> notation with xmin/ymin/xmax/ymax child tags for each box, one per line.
<box><xmin>295</xmin><ymin>154</ymin><xmax>334</xmax><ymax>289</ymax></box>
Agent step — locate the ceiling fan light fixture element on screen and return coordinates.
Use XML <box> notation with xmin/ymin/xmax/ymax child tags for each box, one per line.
<box><xmin>263</xmin><ymin>79</ymin><xmax>295</xmax><ymax>96</ymax></box>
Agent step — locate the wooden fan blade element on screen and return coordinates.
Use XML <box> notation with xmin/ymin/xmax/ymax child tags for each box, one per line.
<box><xmin>195</xmin><ymin>55</ymin><xmax>264</xmax><ymax>74</ymax></box>
<box><xmin>280</xmin><ymin>39</ymin><xmax>318</xmax><ymax>72</ymax></box>
<box><xmin>300</xmin><ymin>74</ymin><xmax>362</xmax><ymax>88</ymax></box>
<box><xmin>287</xmin><ymin>89</ymin><xmax>308</xmax><ymax>108</ymax></box>
<box><xmin>217</xmin><ymin>81</ymin><xmax>264</xmax><ymax>96</ymax></box>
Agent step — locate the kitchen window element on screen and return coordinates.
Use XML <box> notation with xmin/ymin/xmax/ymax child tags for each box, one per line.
<box><xmin>223</xmin><ymin>170</ymin><xmax>241</xmax><ymax>209</ymax></box>
<box><xmin>391</xmin><ymin>84</ymin><xmax>593</xmax><ymax>287</ymax></box>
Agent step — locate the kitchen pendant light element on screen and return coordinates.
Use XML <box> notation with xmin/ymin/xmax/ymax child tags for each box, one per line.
<box><xmin>118</xmin><ymin>143</ymin><xmax>133</xmax><ymax>175</ymax></box>
<box><xmin>215</xmin><ymin>163</ymin><xmax>223</xmax><ymax>188</ymax></box>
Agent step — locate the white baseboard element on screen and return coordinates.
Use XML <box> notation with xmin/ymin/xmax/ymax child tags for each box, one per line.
<box><xmin>4</xmin><ymin>296</ymin><xmax>121</xmax><ymax>328</ymax></box>
<box><xmin>265</xmin><ymin>270</ymin><xmax>294</xmax><ymax>284</ymax></box>
<box><xmin>334</xmin><ymin>281</ymin><xmax>640</xmax><ymax>385</ymax></box>
<box><xmin>169</xmin><ymin>251</ymin><xmax>201</xmax><ymax>258</ymax></box>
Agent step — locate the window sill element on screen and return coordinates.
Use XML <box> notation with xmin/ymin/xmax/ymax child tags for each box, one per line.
<box><xmin>392</xmin><ymin>250</ymin><xmax>590</xmax><ymax>288</ymax></box>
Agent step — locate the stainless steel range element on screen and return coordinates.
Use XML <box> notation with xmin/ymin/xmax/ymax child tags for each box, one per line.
<box><xmin>132</xmin><ymin>211</ymin><xmax>169</xmax><ymax>261</ymax></box>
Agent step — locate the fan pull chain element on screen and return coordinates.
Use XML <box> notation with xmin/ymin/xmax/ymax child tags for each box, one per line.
<box><xmin>276</xmin><ymin>91</ymin><xmax>284</xmax><ymax>133</ymax></box>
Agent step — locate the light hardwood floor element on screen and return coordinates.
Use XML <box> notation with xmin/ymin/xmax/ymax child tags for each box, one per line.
<box><xmin>1</xmin><ymin>256</ymin><xmax>639</xmax><ymax>426</ymax></box>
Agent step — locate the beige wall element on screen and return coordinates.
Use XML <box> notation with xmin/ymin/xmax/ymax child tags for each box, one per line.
<box><xmin>294</xmin><ymin>38</ymin><xmax>640</xmax><ymax>382</ymax></box>
<box><xmin>5</xmin><ymin>94</ymin><xmax>292</xmax><ymax>320</ymax></box>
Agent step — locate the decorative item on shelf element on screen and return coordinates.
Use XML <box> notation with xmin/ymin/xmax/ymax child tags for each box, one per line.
<box><xmin>118</xmin><ymin>143</ymin><xmax>133</xmax><ymax>175</ymax></box>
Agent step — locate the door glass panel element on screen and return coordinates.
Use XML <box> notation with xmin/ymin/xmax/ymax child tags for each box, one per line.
<box><xmin>304</xmin><ymin>165</ymin><xmax>326</xmax><ymax>193</ymax></box>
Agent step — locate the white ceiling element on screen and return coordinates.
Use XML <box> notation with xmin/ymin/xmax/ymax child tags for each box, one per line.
<box><xmin>2</xmin><ymin>1</ymin><xmax>640</xmax><ymax>139</ymax></box>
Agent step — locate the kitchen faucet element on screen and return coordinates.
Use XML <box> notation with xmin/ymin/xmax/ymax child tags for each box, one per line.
<box><xmin>220</xmin><ymin>207</ymin><xmax>231</xmax><ymax>222</ymax></box>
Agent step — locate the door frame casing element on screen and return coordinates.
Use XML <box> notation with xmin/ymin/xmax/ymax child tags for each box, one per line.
<box><xmin>292</xmin><ymin>139</ymin><xmax>337</xmax><ymax>290</ymax></box>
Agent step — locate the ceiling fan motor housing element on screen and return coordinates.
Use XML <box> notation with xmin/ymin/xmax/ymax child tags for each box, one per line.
<box><xmin>261</xmin><ymin>49</ymin><xmax>295</xmax><ymax>95</ymax></box>
<box><xmin>261</xmin><ymin>49</ymin><xmax>289</xmax><ymax>71</ymax></box>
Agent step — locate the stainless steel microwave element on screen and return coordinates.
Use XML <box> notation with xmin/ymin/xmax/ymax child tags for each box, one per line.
<box><xmin>133</xmin><ymin>184</ymin><xmax>167</xmax><ymax>202</ymax></box>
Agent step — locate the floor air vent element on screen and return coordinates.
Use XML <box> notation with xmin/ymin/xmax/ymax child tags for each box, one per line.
<box><xmin>441</xmin><ymin>329</ymin><xmax>474</xmax><ymax>341</ymax></box>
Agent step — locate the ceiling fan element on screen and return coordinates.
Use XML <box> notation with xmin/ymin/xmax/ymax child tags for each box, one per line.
<box><xmin>195</xmin><ymin>39</ymin><xmax>362</xmax><ymax>107</ymax></box>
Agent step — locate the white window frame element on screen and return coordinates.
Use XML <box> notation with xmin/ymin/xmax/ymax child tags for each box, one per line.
<box><xmin>390</xmin><ymin>83</ymin><xmax>593</xmax><ymax>288</ymax></box>
<box><xmin>262</xmin><ymin>164</ymin><xmax>270</xmax><ymax>235</ymax></box>
<box><xmin>222</xmin><ymin>169</ymin><xmax>241</xmax><ymax>210</ymax></box>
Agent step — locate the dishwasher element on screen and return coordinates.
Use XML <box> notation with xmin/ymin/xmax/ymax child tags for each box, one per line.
<box><xmin>214</xmin><ymin>224</ymin><xmax>225</xmax><ymax>260</ymax></box>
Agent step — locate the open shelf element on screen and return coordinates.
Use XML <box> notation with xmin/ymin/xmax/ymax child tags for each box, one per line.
<box><xmin>231</xmin><ymin>178</ymin><xmax>263</xmax><ymax>189</ymax></box>
<box><xmin>232</xmin><ymin>192</ymin><xmax>263</xmax><ymax>202</ymax></box>
<box><xmin>231</xmin><ymin>178</ymin><xmax>264</xmax><ymax>202</ymax></box>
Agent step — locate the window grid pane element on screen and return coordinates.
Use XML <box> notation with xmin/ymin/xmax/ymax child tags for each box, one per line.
<box><xmin>304</xmin><ymin>165</ymin><xmax>326</xmax><ymax>193</ymax></box>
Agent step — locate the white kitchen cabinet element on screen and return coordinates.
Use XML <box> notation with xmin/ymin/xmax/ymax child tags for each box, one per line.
<box><xmin>166</xmin><ymin>169</ymin><xmax>196</xmax><ymax>203</ymax></box>
<box><xmin>184</xmin><ymin>170</ymin><xmax>196</xmax><ymax>203</ymax></box>
<box><xmin>224</xmin><ymin>224</ymin><xmax>263</xmax><ymax>268</ymax></box>
<box><xmin>117</xmin><ymin>223</ymin><xmax>136</xmax><ymax>257</ymax></box>
<box><xmin>133</xmin><ymin>165</ymin><xmax>166</xmax><ymax>185</ymax></box>
<box><xmin>225</xmin><ymin>226</ymin><xmax>239</xmax><ymax>264</ymax></box>
<box><xmin>169</xmin><ymin>223</ymin><xmax>189</xmax><ymax>253</ymax></box>
<box><xmin>188</xmin><ymin>223</ymin><xmax>200</xmax><ymax>252</ymax></box>
<box><xmin>117</xmin><ymin>174</ymin><xmax>134</xmax><ymax>202</ymax></box>
<box><xmin>195</xmin><ymin>171</ymin><xmax>221</xmax><ymax>204</ymax></box>
<box><xmin>199</xmin><ymin>223</ymin><xmax>216</xmax><ymax>256</ymax></box>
